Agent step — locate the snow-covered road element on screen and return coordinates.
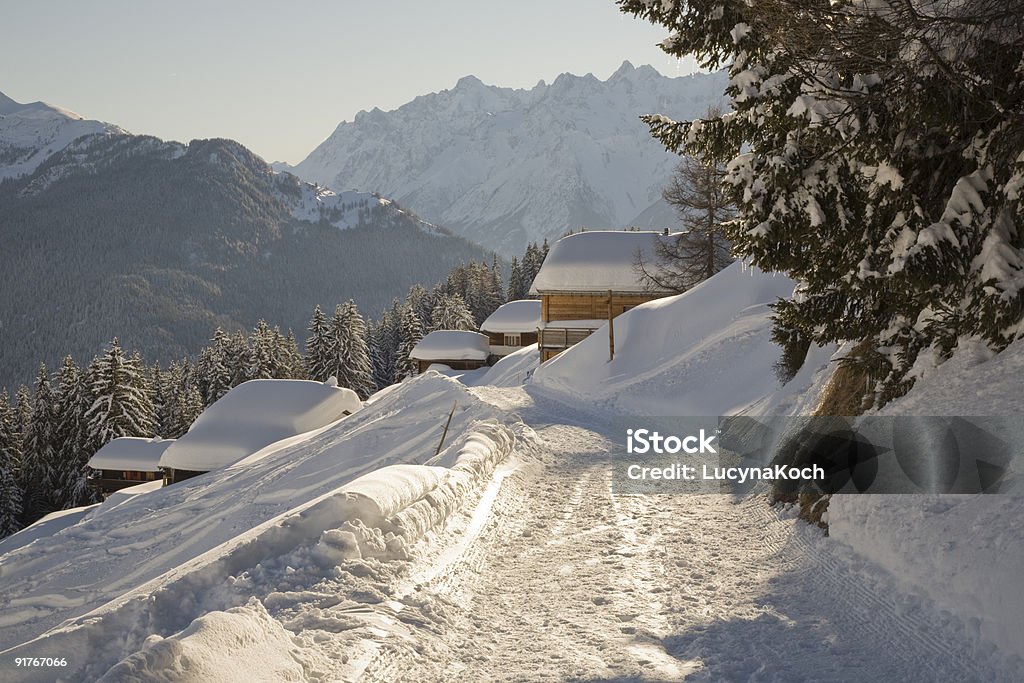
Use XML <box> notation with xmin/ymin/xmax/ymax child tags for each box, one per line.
<box><xmin>346</xmin><ymin>387</ymin><xmax>1012</xmax><ymax>682</ymax></box>
<box><xmin>2</xmin><ymin>381</ymin><xmax>1017</xmax><ymax>681</ymax></box>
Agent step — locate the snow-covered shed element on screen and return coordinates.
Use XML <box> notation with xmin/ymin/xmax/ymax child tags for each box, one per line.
<box><xmin>529</xmin><ymin>230</ymin><xmax>679</xmax><ymax>361</ymax></box>
<box><xmin>410</xmin><ymin>330</ymin><xmax>490</xmax><ymax>374</ymax></box>
<box><xmin>87</xmin><ymin>437</ymin><xmax>173</xmax><ymax>497</ymax></box>
<box><xmin>480</xmin><ymin>299</ymin><xmax>541</xmax><ymax>358</ymax></box>
<box><xmin>158</xmin><ymin>379</ymin><xmax>361</xmax><ymax>484</ymax></box>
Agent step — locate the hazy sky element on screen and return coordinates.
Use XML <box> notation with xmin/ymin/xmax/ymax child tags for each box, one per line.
<box><xmin>0</xmin><ymin>1</ymin><xmax>695</xmax><ymax>164</ymax></box>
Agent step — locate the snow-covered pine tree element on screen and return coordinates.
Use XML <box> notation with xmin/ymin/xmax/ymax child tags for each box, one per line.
<box><xmin>486</xmin><ymin>255</ymin><xmax>506</xmax><ymax>314</ymax></box>
<box><xmin>396</xmin><ymin>303</ymin><xmax>424</xmax><ymax>381</ymax></box>
<box><xmin>282</xmin><ymin>330</ymin><xmax>306</xmax><ymax>379</ymax></box>
<box><xmin>53</xmin><ymin>356</ymin><xmax>95</xmax><ymax>509</ymax></box>
<box><xmin>369</xmin><ymin>302</ymin><xmax>401</xmax><ymax>390</ymax></box>
<box><xmin>406</xmin><ymin>284</ymin><xmax>435</xmax><ymax>332</ymax></box>
<box><xmin>196</xmin><ymin>328</ymin><xmax>232</xmax><ymax>406</ymax></box>
<box><xmin>430</xmin><ymin>292</ymin><xmax>478</xmax><ymax>331</ymax></box>
<box><xmin>225</xmin><ymin>330</ymin><xmax>251</xmax><ymax>388</ymax></box>
<box><xmin>620</xmin><ymin>0</ymin><xmax>1024</xmax><ymax>403</ymax></box>
<box><xmin>327</xmin><ymin>300</ymin><xmax>376</xmax><ymax>399</ymax></box>
<box><xmin>14</xmin><ymin>385</ymin><xmax>31</xmax><ymax>453</ymax></box>
<box><xmin>247</xmin><ymin>320</ymin><xmax>276</xmax><ymax>380</ymax></box>
<box><xmin>161</xmin><ymin>360</ymin><xmax>203</xmax><ymax>438</ymax></box>
<box><xmin>0</xmin><ymin>391</ymin><xmax>24</xmax><ymax>538</ymax></box>
<box><xmin>507</xmin><ymin>257</ymin><xmax>528</xmax><ymax>300</ymax></box>
<box><xmin>21</xmin><ymin>365</ymin><xmax>60</xmax><ymax>522</ymax></box>
<box><xmin>85</xmin><ymin>338</ymin><xmax>157</xmax><ymax>447</ymax></box>
<box><xmin>305</xmin><ymin>305</ymin><xmax>333</xmax><ymax>382</ymax></box>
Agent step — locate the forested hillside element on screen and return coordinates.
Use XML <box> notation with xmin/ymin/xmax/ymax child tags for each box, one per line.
<box><xmin>0</xmin><ymin>133</ymin><xmax>492</xmax><ymax>389</ymax></box>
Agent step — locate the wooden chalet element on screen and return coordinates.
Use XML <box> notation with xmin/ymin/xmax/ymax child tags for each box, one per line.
<box><xmin>480</xmin><ymin>300</ymin><xmax>541</xmax><ymax>360</ymax></box>
<box><xmin>410</xmin><ymin>330</ymin><xmax>491</xmax><ymax>374</ymax></box>
<box><xmin>87</xmin><ymin>437</ymin><xmax>174</xmax><ymax>497</ymax></box>
<box><xmin>530</xmin><ymin>231</ymin><xmax>678</xmax><ymax>361</ymax></box>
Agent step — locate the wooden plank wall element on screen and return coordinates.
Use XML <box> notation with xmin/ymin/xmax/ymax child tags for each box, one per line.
<box><xmin>542</xmin><ymin>293</ymin><xmax>661</xmax><ymax>322</ymax></box>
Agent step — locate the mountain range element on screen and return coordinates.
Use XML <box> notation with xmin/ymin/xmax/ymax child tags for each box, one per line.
<box><xmin>0</xmin><ymin>93</ymin><xmax>491</xmax><ymax>390</ymax></box>
<box><xmin>291</xmin><ymin>62</ymin><xmax>727</xmax><ymax>255</ymax></box>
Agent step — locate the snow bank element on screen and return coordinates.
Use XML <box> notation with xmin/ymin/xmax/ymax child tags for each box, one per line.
<box><xmin>828</xmin><ymin>338</ymin><xmax>1024</xmax><ymax>664</ymax></box>
<box><xmin>481</xmin><ymin>300</ymin><xmax>541</xmax><ymax>333</ymax></box>
<box><xmin>97</xmin><ymin>599</ymin><xmax>306</xmax><ymax>682</ymax></box>
<box><xmin>829</xmin><ymin>495</ymin><xmax>1024</xmax><ymax>665</ymax></box>
<box><xmin>159</xmin><ymin>379</ymin><xmax>360</xmax><ymax>472</ymax></box>
<box><xmin>468</xmin><ymin>344</ymin><xmax>539</xmax><ymax>387</ymax></box>
<box><xmin>0</xmin><ymin>505</ymin><xmax>97</xmax><ymax>555</ymax></box>
<box><xmin>87</xmin><ymin>437</ymin><xmax>173</xmax><ymax>472</ymax></box>
<box><xmin>529</xmin><ymin>230</ymin><xmax>678</xmax><ymax>294</ymax></box>
<box><xmin>532</xmin><ymin>261</ymin><xmax>796</xmax><ymax>415</ymax></box>
<box><xmin>411</xmin><ymin>330</ymin><xmax>490</xmax><ymax>361</ymax></box>
<box><xmin>0</xmin><ymin>374</ymin><xmax>514</xmax><ymax>678</ymax></box>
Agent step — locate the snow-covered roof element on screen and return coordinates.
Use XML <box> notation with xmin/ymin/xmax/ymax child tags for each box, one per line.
<box><xmin>159</xmin><ymin>379</ymin><xmax>362</xmax><ymax>472</ymax></box>
<box><xmin>480</xmin><ymin>300</ymin><xmax>541</xmax><ymax>333</ymax></box>
<box><xmin>88</xmin><ymin>437</ymin><xmax>174</xmax><ymax>472</ymax></box>
<box><xmin>410</xmin><ymin>331</ymin><xmax>490</xmax><ymax>361</ymax></box>
<box><xmin>529</xmin><ymin>230</ymin><xmax>679</xmax><ymax>294</ymax></box>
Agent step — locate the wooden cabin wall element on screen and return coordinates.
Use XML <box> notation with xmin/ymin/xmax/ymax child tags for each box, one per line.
<box><xmin>542</xmin><ymin>293</ymin><xmax>658</xmax><ymax>322</ymax></box>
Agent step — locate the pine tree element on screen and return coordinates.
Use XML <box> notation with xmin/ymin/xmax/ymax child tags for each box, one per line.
<box><xmin>396</xmin><ymin>303</ymin><xmax>424</xmax><ymax>381</ymax></box>
<box><xmin>507</xmin><ymin>257</ymin><xmax>527</xmax><ymax>300</ymax></box>
<box><xmin>0</xmin><ymin>391</ymin><xmax>24</xmax><ymax>538</ymax></box>
<box><xmin>197</xmin><ymin>328</ymin><xmax>232</xmax><ymax>406</ymax></box>
<box><xmin>21</xmin><ymin>365</ymin><xmax>60</xmax><ymax>522</ymax></box>
<box><xmin>53</xmin><ymin>356</ymin><xmax>94</xmax><ymax>509</ymax></box>
<box><xmin>620</xmin><ymin>0</ymin><xmax>1024</xmax><ymax>403</ymax></box>
<box><xmin>247</xmin><ymin>320</ymin><xmax>276</xmax><ymax>380</ymax></box>
<box><xmin>85</xmin><ymin>338</ymin><xmax>157</xmax><ymax>447</ymax></box>
<box><xmin>370</xmin><ymin>302</ymin><xmax>401</xmax><ymax>390</ymax></box>
<box><xmin>305</xmin><ymin>305</ymin><xmax>333</xmax><ymax>382</ymax></box>
<box><xmin>14</xmin><ymin>385</ymin><xmax>31</xmax><ymax>454</ymax></box>
<box><xmin>225</xmin><ymin>330</ymin><xmax>251</xmax><ymax>388</ymax></box>
<box><xmin>160</xmin><ymin>360</ymin><xmax>203</xmax><ymax>438</ymax></box>
<box><xmin>282</xmin><ymin>330</ymin><xmax>306</xmax><ymax>379</ymax></box>
<box><xmin>327</xmin><ymin>300</ymin><xmax>376</xmax><ymax>398</ymax></box>
<box><xmin>406</xmin><ymin>284</ymin><xmax>434</xmax><ymax>332</ymax></box>
<box><xmin>430</xmin><ymin>292</ymin><xmax>478</xmax><ymax>331</ymax></box>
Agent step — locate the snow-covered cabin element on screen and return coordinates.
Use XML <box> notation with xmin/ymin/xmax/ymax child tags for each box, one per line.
<box><xmin>87</xmin><ymin>437</ymin><xmax>173</xmax><ymax>497</ymax></box>
<box><xmin>158</xmin><ymin>379</ymin><xmax>361</xmax><ymax>484</ymax></box>
<box><xmin>529</xmin><ymin>231</ymin><xmax>678</xmax><ymax>361</ymax></box>
<box><xmin>480</xmin><ymin>299</ymin><xmax>541</xmax><ymax>359</ymax></box>
<box><xmin>410</xmin><ymin>330</ymin><xmax>490</xmax><ymax>374</ymax></box>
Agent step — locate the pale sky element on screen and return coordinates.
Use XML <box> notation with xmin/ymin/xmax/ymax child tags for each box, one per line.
<box><xmin>0</xmin><ymin>1</ymin><xmax>695</xmax><ymax>164</ymax></box>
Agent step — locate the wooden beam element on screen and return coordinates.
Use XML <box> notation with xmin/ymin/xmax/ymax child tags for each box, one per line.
<box><xmin>607</xmin><ymin>289</ymin><xmax>615</xmax><ymax>362</ymax></box>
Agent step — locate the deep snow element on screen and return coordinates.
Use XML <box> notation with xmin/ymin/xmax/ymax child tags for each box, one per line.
<box><xmin>0</xmin><ymin>263</ymin><xmax>1020</xmax><ymax>681</ymax></box>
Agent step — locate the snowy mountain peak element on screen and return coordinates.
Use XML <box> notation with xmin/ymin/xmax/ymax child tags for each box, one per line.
<box><xmin>0</xmin><ymin>90</ymin><xmax>20</xmax><ymax>113</ymax></box>
<box><xmin>292</xmin><ymin>67</ymin><xmax>728</xmax><ymax>255</ymax></box>
<box><xmin>454</xmin><ymin>74</ymin><xmax>485</xmax><ymax>89</ymax></box>
<box><xmin>610</xmin><ymin>60</ymin><xmax>636</xmax><ymax>78</ymax></box>
<box><xmin>0</xmin><ymin>90</ymin><xmax>125</xmax><ymax>180</ymax></box>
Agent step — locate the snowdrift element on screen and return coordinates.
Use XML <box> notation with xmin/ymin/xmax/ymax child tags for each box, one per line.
<box><xmin>532</xmin><ymin>261</ymin><xmax>796</xmax><ymax>415</ymax></box>
<box><xmin>462</xmin><ymin>344</ymin><xmax>540</xmax><ymax>388</ymax></box>
<box><xmin>159</xmin><ymin>379</ymin><xmax>361</xmax><ymax>472</ymax></box>
<box><xmin>0</xmin><ymin>374</ymin><xmax>508</xmax><ymax>670</ymax></box>
<box><xmin>2</xmin><ymin>416</ymin><xmax>514</xmax><ymax>681</ymax></box>
<box><xmin>828</xmin><ymin>337</ymin><xmax>1024</xmax><ymax>664</ymax></box>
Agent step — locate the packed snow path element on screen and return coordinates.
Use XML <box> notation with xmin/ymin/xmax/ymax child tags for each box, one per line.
<box><xmin>2</xmin><ymin>382</ymin><xmax>1015</xmax><ymax>681</ymax></box>
<box><xmin>351</xmin><ymin>387</ymin><xmax>1011</xmax><ymax>682</ymax></box>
